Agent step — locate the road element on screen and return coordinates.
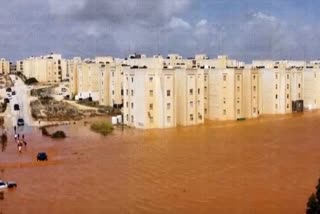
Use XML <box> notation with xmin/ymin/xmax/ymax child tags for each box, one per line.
<box><xmin>2</xmin><ymin>75</ymin><xmax>36</xmax><ymax>133</ymax></box>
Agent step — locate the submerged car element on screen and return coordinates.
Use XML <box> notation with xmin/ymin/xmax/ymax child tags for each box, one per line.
<box><xmin>14</xmin><ymin>104</ymin><xmax>19</xmax><ymax>111</ymax></box>
<box><xmin>17</xmin><ymin>118</ymin><xmax>24</xmax><ymax>126</ymax></box>
<box><xmin>37</xmin><ymin>152</ymin><xmax>48</xmax><ymax>161</ymax></box>
<box><xmin>0</xmin><ymin>181</ymin><xmax>17</xmax><ymax>189</ymax></box>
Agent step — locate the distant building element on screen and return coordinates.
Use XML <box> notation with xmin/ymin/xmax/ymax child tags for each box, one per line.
<box><xmin>0</xmin><ymin>58</ymin><xmax>10</xmax><ymax>74</ymax></box>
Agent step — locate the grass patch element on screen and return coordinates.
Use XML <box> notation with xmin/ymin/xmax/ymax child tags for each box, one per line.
<box><xmin>90</xmin><ymin>121</ymin><xmax>114</xmax><ymax>136</ymax></box>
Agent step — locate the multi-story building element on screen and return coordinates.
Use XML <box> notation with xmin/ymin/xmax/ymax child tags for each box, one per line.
<box><xmin>0</xmin><ymin>58</ymin><xmax>10</xmax><ymax>74</ymax></box>
<box><xmin>304</xmin><ymin>62</ymin><xmax>320</xmax><ymax>110</ymax></box>
<box><xmin>76</xmin><ymin>60</ymin><xmax>100</xmax><ymax>101</ymax></box>
<box><xmin>176</xmin><ymin>68</ymin><xmax>204</xmax><ymax>125</ymax></box>
<box><xmin>22</xmin><ymin>53</ymin><xmax>65</xmax><ymax>82</ymax></box>
<box><xmin>123</xmin><ymin>66</ymin><xmax>177</xmax><ymax>129</ymax></box>
<box><xmin>16</xmin><ymin>60</ymin><xmax>23</xmax><ymax>73</ymax></box>
<box><xmin>242</xmin><ymin>67</ymin><xmax>261</xmax><ymax>118</ymax></box>
<box><xmin>68</xmin><ymin>57</ymin><xmax>82</xmax><ymax>99</ymax></box>
<box><xmin>259</xmin><ymin>61</ymin><xmax>304</xmax><ymax>114</ymax></box>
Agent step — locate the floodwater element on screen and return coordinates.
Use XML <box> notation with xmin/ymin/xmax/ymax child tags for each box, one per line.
<box><xmin>0</xmin><ymin>113</ymin><xmax>320</xmax><ymax>214</ymax></box>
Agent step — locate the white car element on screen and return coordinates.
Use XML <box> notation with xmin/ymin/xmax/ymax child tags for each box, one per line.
<box><xmin>0</xmin><ymin>181</ymin><xmax>17</xmax><ymax>189</ymax></box>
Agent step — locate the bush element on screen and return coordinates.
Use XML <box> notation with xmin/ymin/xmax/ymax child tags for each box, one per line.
<box><xmin>90</xmin><ymin>121</ymin><xmax>114</xmax><ymax>136</ymax></box>
<box><xmin>306</xmin><ymin>178</ymin><xmax>320</xmax><ymax>214</ymax></box>
<box><xmin>51</xmin><ymin>131</ymin><xmax>66</xmax><ymax>138</ymax></box>
<box><xmin>41</xmin><ymin>127</ymin><xmax>66</xmax><ymax>139</ymax></box>
<box><xmin>25</xmin><ymin>77</ymin><xmax>38</xmax><ymax>85</ymax></box>
<box><xmin>41</xmin><ymin>127</ymin><xmax>51</xmax><ymax>136</ymax></box>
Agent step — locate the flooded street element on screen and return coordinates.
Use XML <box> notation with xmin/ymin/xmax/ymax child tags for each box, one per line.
<box><xmin>0</xmin><ymin>113</ymin><xmax>320</xmax><ymax>214</ymax></box>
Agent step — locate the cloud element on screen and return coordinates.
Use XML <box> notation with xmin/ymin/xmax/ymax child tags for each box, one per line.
<box><xmin>196</xmin><ymin>19</ymin><xmax>208</xmax><ymax>27</ymax></box>
<box><xmin>48</xmin><ymin>0</ymin><xmax>192</xmax><ymax>27</ymax></box>
<box><xmin>167</xmin><ymin>17</ymin><xmax>191</xmax><ymax>29</ymax></box>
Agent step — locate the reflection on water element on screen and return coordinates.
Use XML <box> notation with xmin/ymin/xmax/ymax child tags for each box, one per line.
<box><xmin>0</xmin><ymin>113</ymin><xmax>320</xmax><ymax>213</ymax></box>
<box><xmin>0</xmin><ymin>134</ymin><xmax>7</xmax><ymax>152</ymax></box>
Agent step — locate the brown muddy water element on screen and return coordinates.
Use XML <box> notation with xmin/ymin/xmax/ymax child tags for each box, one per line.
<box><xmin>0</xmin><ymin>113</ymin><xmax>320</xmax><ymax>214</ymax></box>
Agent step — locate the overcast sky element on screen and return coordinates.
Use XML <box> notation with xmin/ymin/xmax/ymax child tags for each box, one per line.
<box><xmin>1</xmin><ymin>0</ymin><xmax>320</xmax><ymax>62</ymax></box>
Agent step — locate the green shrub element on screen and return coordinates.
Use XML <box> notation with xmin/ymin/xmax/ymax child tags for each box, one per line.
<box><xmin>90</xmin><ymin>121</ymin><xmax>114</xmax><ymax>136</ymax></box>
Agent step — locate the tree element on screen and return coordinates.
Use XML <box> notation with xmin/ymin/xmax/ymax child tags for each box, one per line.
<box><xmin>306</xmin><ymin>179</ymin><xmax>320</xmax><ymax>214</ymax></box>
<box><xmin>307</xmin><ymin>194</ymin><xmax>319</xmax><ymax>214</ymax></box>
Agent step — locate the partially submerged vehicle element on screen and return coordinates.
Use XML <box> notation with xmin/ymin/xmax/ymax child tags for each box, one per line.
<box><xmin>0</xmin><ymin>181</ymin><xmax>17</xmax><ymax>189</ymax></box>
<box><xmin>37</xmin><ymin>152</ymin><xmax>48</xmax><ymax>161</ymax></box>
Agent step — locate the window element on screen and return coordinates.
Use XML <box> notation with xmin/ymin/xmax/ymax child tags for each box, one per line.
<box><xmin>237</xmin><ymin>86</ymin><xmax>240</xmax><ymax>92</ymax></box>
<box><xmin>298</xmin><ymin>84</ymin><xmax>301</xmax><ymax>88</ymax></box>
<box><xmin>287</xmin><ymin>104</ymin><xmax>289</xmax><ymax>109</ymax></box>
<box><xmin>131</xmin><ymin>77</ymin><xmax>134</xmax><ymax>83</ymax></box>
<box><xmin>275</xmin><ymin>74</ymin><xmax>278</xmax><ymax>79</ymax></box>
<box><xmin>189</xmin><ymin>89</ymin><xmax>193</xmax><ymax>95</ymax></box>
<box><xmin>149</xmin><ymin>103</ymin><xmax>153</xmax><ymax>110</ymax></box>
<box><xmin>237</xmin><ymin>75</ymin><xmax>240</xmax><ymax>81</ymax></box>
<box><xmin>204</xmin><ymin>108</ymin><xmax>208</xmax><ymax>114</ymax></box>
<box><xmin>275</xmin><ymin>94</ymin><xmax>278</xmax><ymax>99</ymax></box>
<box><xmin>237</xmin><ymin>109</ymin><xmax>240</xmax><ymax>115</ymax></box>
<box><xmin>223</xmin><ymin>109</ymin><xmax>226</xmax><ymax>115</ymax></box>
<box><xmin>190</xmin><ymin>101</ymin><xmax>194</xmax><ymax>108</ymax></box>
<box><xmin>149</xmin><ymin>77</ymin><xmax>153</xmax><ymax>82</ymax></box>
<box><xmin>131</xmin><ymin>103</ymin><xmax>134</xmax><ymax>108</ymax></box>
<box><xmin>298</xmin><ymin>93</ymin><xmax>301</xmax><ymax>99</ymax></box>
<box><xmin>223</xmin><ymin>75</ymin><xmax>227</xmax><ymax>81</ymax></box>
<box><xmin>167</xmin><ymin>90</ymin><xmax>171</xmax><ymax>96</ymax></box>
<box><xmin>131</xmin><ymin>115</ymin><xmax>134</xmax><ymax>123</ymax></box>
<box><xmin>198</xmin><ymin>88</ymin><xmax>200</xmax><ymax>95</ymax></box>
<box><xmin>167</xmin><ymin>116</ymin><xmax>171</xmax><ymax>123</ymax></box>
<box><xmin>131</xmin><ymin>90</ymin><xmax>134</xmax><ymax>96</ymax></box>
<box><xmin>126</xmin><ymin>114</ymin><xmax>129</xmax><ymax>121</ymax></box>
<box><xmin>198</xmin><ymin>113</ymin><xmax>202</xmax><ymax>120</ymax></box>
<box><xmin>275</xmin><ymin>84</ymin><xmax>278</xmax><ymax>90</ymax></box>
<box><xmin>204</xmin><ymin>86</ymin><xmax>207</xmax><ymax>93</ymax></box>
<box><xmin>112</xmin><ymin>72</ymin><xmax>114</xmax><ymax>77</ymax></box>
<box><xmin>167</xmin><ymin>103</ymin><xmax>171</xmax><ymax>110</ymax></box>
<box><xmin>126</xmin><ymin>102</ymin><xmax>128</xmax><ymax>108</ymax></box>
<box><xmin>126</xmin><ymin>89</ymin><xmax>128</xmax><ymax>95</ymax></box>
<box><xmin>287</xmin><ymin>74</ymin><xmax>289</xmax><ymax>79</ymax></box>
<box><xmin>287</xmin><ymin>94</ymin><xmax>289</xmax><ymax>99</ymax></box>
<box><xmin>286</xmin><ymin>84</ymin><xmax>289</xmax><ymax>90</ymax></box>
<box><xmin>253</xmin><ymin>107</ymin><xmax>256</xmax><ymax>113</ymax></box>
<box><xmin>112</xmin><ymin>90</ymin><xmax>114</xmax><ymax>95</ymax></box>
<box><xmin>149</xmin><ymin>90</ymin><xmax>154</xmax><ymax>97</ymax></box>
<box><xmin>190</xmin><ymin>114</ymin><xmax>194</xmax><ymax>121</ymax></box>
<box><xmin>253</xmin><ymin>86</ymin><xmax>256</xmax><ymax>92</ymax></box>
<box><xmin>204</xmin><ymin>76</ymin><xmax>207</xmax><ymax>81</ymax></box>
<box><xmin>253</xmin><ymin>75</ymin><xmax>256</xmax><ymax>80</ymax></box>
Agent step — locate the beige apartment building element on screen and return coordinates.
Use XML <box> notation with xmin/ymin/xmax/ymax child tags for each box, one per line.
<box><xmin>22</xmin><ymin>54</ymin><xmax>66</xmax><ymax>83</ymax></box>
<box><xmin>16</xmin><ymin>60</ymin><xmax>23</xmax><ymax>73</ymax></box>
<box><xmin>0</xmin><ymin>58</ymin><xmax>10</xmax><ymax>74</ymax></box>
<box><xmin>76</xmin><ymin>60</ymin><xmax>100</xmax><ymax>101</ymax></box>
<box><xmin>304</xmin><ymin>62</ymin><xmax>320</xmax><ymax>110</ymax></box>
<box><xmin>67</xmin><ymin>57</ymin><xmax>82</xmax><ymax>98</ymax></box>
<box><xmin>176</xmin><ymin>68</ymin><xmax>204</xmax><ymax>125</ymax></box>
<box><xmin>242</xmin><ymin>67</ymin><xmax>261</xmax><ymax>118</ymax></box>
<box><xmin>123</xmin><ymin>66</ymin><xmax>177</xmax><ymax>129</ymax></box>
<box><xmin>259</xmin><ymin>62</ymin><xmax>304</xmax><ymax>114</ymax></box>
<box><xmin>99</xmin><ymin>64</ymin><xmax>110</xmax><ymax>106</ymax></box>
